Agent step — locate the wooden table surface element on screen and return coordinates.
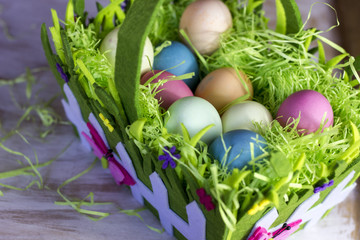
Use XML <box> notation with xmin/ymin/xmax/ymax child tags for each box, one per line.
<box><xmin>0</xmin><ymin>1</ymin><xmax>358</xmax><ymax>239</ymax></box>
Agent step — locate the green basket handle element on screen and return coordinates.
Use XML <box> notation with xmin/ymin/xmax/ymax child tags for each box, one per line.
<box><xmin>114</xmin><ymin>0</ymin><xmax>165</xmax><ymax>124</ymax></box>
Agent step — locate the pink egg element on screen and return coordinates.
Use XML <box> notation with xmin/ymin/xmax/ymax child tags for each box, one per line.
<box><xmin>141</xmin><ymin>70</ymin><xmax>193</xmax><ymax>110</ymax></box>
<box><xmin>276</xmin><ymin>90</ymin><xmax>333</xmax><ymax>134</ymax></box>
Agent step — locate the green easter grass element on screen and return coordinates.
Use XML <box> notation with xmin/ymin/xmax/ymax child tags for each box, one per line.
<box><xmin>0</xmin><ymin>68</ymin><xmax>71</xmax><ymax>195</ymax></box>
<box><xmin>43</xmin><ymin>0</ymin><xmax>360</xmax><ymax>239</ymax></box>
<box><xmin>138</xmin><ymin>0</ymin><xmax>360</xmax><ymax>230</ymax></box>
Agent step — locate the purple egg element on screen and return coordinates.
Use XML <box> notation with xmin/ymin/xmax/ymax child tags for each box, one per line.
<box><xmin>141</xmin><ymin>70</ymin><xmax>193</xmax><ymax>110</ymax></box>
<box><xmin>276</xmin><ymin>90</ymin><xmax>333</xmax><ymax>134</ymax></box>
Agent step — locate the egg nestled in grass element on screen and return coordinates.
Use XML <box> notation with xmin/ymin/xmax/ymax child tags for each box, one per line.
<box><xmin>195</xmin><ymin>67</ymin><xmax>253</xmax><ymax>112</ymax></box>
<box><xmin>141</xmin><ymin>70</ymin><xmax>193</xmax><ymax>110</ymax></box>
<box><xmin>179</xmin><ymin>0</ymin><xmax>233</xmax><ymax>55</ymax></box>
<box><xmin>153</xmin><ymin>41</ymin><xmax>200</xmax><ymax>91</ymax></box>
<box><xmin>276</xmin><ymin>90</ymin><xmax>334</xmax><ymax>134</ymax></box>
<box><xmin>222</xmin><ymin>101</ymin><xmax>273</xmax><ymax>133</ymax></box>
<box><xmin>100</xmin><ymin>27</ymin><xmax>154</xmax><ymax>75</ymax></box>
<box><xmin>165</xmin><ymin>96</ymin><xmax>222</xmax><ymax>144</ymax></box>
<box><xmin>209</xmin><ymin>129</ymin><xmax>268</xmax><ymax>171</ymax></box>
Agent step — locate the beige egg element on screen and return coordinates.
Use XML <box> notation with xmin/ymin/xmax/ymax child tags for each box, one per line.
<box><xmin>180</xmin><ymin>0</ymin><xmax>232</xmax><ymax>55</ymax></box>
<box><xmin>195</xmin><ymin>67</ymin><xmax>253</xmax><ymax>112</ymax></box>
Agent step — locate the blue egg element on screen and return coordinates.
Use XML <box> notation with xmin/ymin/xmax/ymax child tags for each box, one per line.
<box><xmin>153</xmin><ymin>41</ymin><xmax>199</xmax><ymax>91</ymax></box>
<box><xmin>209</xmin><ymin>130</ymin><xmax>267</xmax><ymax>171</ymax></box>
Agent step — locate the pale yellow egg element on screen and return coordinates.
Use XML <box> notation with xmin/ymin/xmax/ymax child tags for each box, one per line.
<box><xmin>222</xmin><ymin>101</ymin><xmax>273</xmax><ymax>133</ymax></box>
<box><xmin>100</xmin><ymin>27</ymin><xmax>154</xmax><ymax>75</ymax></box>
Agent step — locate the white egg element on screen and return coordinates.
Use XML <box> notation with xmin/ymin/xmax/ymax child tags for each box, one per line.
<box><xmin>165</xmin><ymin>96</ymin><xmax>222</xmax><ymax>144</ymax></box>
<box><xmin>222</xmin><ymin>101</ymin><xmax>273</xmax><ymax>133</ymax></box>
<box><xmin>100</xmin><ymin>27</ymin><xmax>154</xmax><ymax>75</ymax></box>
<box><xmin>180</xmin><ymin>0</ymin><xmax>232</xmax><ymax>55</ymax></box>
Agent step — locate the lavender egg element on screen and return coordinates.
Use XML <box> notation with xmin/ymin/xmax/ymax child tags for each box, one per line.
<box><xmin>276</xmin><ymin>90</ymin><xmax>334</xmax><ymax>134</ymax></box>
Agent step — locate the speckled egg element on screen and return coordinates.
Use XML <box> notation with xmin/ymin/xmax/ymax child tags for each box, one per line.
<box><xmin>209</xmin><ymin>130</ymin><xmax>268</xmax><ymax>171</ymax></box>
<box><xmin>100</xmin><ymin>27</ymin><xmax>154</xmax><ymax>75</ymax></box>
<box><xmin>141</xmin><ymin>70</ymin><xmax>193</xmax><ymax>110</ymax></box>
<box><xmin>276</xmin><ymin>90</ymin><xmax>334</xmax><ymax>134</ymax></box>
<box><xmin>195</xmin><ymin>67</ymin><xmax>253</xmax><ymax>112</ymax></box>
<box><xmin>153</xmin><ymin>41</ymin><xmax>200</xmax><ymax>91</ymax></box>
<box><xmin>222</xmin><ymin>101</ymin><xmax>273</xmax><ymax>133</ymax></box>
<box><xmin>179</xmin><ymin>0</ymin><xmax>233</xmax><ymax>55</ymax></box>
<box><xmin>165</xmin><ymin>96</ymin><xmax>222</xmax><ymax>144</ymax></box>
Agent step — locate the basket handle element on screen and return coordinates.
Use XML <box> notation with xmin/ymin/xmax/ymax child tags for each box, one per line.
<box><xmin>114</xmin><ymin>0</ymin><xmax>165</xmax><ymax>124</ymax></box>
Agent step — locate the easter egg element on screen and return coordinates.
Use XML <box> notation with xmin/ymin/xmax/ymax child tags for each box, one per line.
<box><xmin>276</xmin><ymin>90</ymin><xmax>334</xmax><ymax>134</ymax></box>
<box><xmin>222</xmin><ymin>101</ymin><xmax>273</xmax><ymax>133</ymax></box>
<box><xmin>141</xmin><ymin>70</ymin><xmax>193</xmax><ymax>110</ymax></box>
<box><xmin>179</xmin><ymin>0</ymin><xmax>232</xmax><ymax>55</ymax></box>
<box><xmin>153</xmin><ymin>41</ymin><xmax>200</xmax><ymax>91</ymax></box>
<box><xmin>195</xmin><ymin>67</ymin><xmax>253</xmax><ymax>112</ymax></box>
<box><xmin>209</xmin><ymin>130</ymin><xmax>267</xmax><ymax>171</ymax></box>
<box><xmin>165</xmin><ymin>96</ymin><xmax>222</xmax><ymax>144</ymax></box>
<box><xmin>100</xmin><ymin>27</ymin><xmax>154</xmax><ymax>75</ymax></box>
